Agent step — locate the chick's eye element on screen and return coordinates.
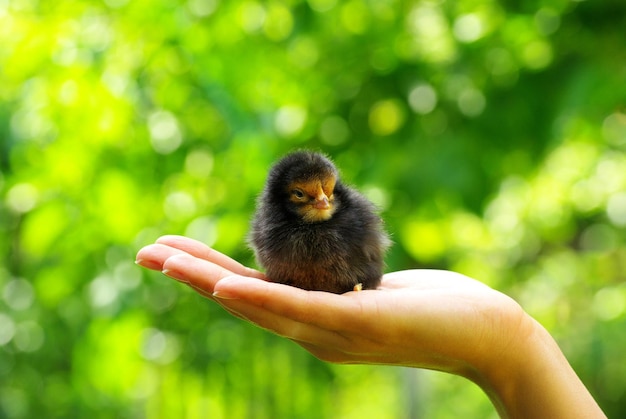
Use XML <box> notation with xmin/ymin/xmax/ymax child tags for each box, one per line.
<box><xmin>292</xmin><ymin>189</ymin><xmax>305</xmax><ymax>199</ymax></box>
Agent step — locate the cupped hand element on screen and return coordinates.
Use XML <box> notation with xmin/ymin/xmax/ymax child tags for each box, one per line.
<box><xmin>136</xmin><ymin>235</ymin><xmax>528</xmax><ymax>378</ymax></box>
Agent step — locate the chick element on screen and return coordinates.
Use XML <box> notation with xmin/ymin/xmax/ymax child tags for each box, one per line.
<box><xmin>249</xmin><ymin>151</ymin><xmax>390</xmax><ymax>294</ymax></box>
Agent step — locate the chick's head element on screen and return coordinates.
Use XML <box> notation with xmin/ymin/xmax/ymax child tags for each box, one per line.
<box><xmin>267</xmin><ymin>151</ymin><xmax>339</xmax><ymax>223</ymax></box>
<box><xmin>288</xmin><ymin>175</ymin><xmax>337</xmax><ymax>222</ymax></box>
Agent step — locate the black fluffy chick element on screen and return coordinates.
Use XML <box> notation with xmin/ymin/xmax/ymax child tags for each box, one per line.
<box><xmin>249</xmin><ymin>151</ymin><xmax>390</xmax><ymax>294</ymax></box>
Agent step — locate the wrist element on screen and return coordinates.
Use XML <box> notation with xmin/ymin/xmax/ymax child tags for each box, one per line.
<box><xmin>474</xmin><ymin>315</ymin><xmax>605</xmax><ymax>418</ymax></box>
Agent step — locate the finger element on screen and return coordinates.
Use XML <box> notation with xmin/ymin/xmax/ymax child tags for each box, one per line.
<box><xmin>136</xmin><ymin>243</ymin><xmax>186</xmax><ymax>271</ymax></box>
<box><xmin>213</xmin><ymin>290</ymin><xmax>352</xmax><ymax>349</ymax></box>
<box><xmin>156</xmin><ymin>235</ymin><xmax>266</xmax><ymax>279</ymax></box>
<box><xmin>162</xmin><ymin>253</ymin><xmax>239</xmax><ymax>294</ymax></box>
<box><xmin>213</xmin><ymin>275</ymin><xmax>367</xmax><ymax>334</ymax></box>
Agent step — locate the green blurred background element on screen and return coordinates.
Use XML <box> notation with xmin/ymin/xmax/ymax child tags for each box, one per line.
<box><xmin>1</xmin><ymin>0</ymin><xmax>625</xmax><ymax>417</ymax></box>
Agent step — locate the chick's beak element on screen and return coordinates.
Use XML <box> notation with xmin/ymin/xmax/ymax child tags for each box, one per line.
<box><xmin>313</xmin><ymin>195</ymin><xmax>330</xmax><ymax>210</ymax></box>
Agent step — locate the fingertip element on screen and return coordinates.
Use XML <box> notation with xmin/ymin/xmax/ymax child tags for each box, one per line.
<box><xmin>156</xmin><ymin>234</ymin><xmax>187</xmax><ymax>245</ymax></box>
<box><xmin>214</xmin><ymin>275</ymin><xmax>288</xmax><ymax>301</ymax></box>
<box><xmin>156</xmin><ymin>235</ymin><xmax>205</xmax><ymax>248</ymax></box>
<box><xmin>135</xmin><ymin>244</ymin><xmax>154</xmax><ymax>260</ymax></box>
<box><xmin>162</xmin><ymin>252</ymin><xmax>194</xmax><ymax>269</ymax></box>
<box><xmin>135</xmin><ymin>244</ymin><xmax>166</xmax><ymax>270</ymax></box>
<box><xmin>162</xmin><ymin>268</ymin><xmax>188</xmax><ymax>283</ymax></box>
<box><xmin>211</xmin><ymin>276</ymin><xmax>249</xmax><ymax>300</ymax></box>
<box><xmin>214</xmin><ymin>275</ymin><xmax>258</xmax><ymax>293</ymax></box>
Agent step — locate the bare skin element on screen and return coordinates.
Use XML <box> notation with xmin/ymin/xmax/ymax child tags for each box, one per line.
<box><xmin>136</xmin><ymin>235</ymin><xmax>606</xmax><ymax>419</ymax></box>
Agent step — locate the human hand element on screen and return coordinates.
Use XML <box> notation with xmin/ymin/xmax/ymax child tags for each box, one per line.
<box><xmin>135</xmin><ymin>235</ymin><xmax>525</xmax><ymax>374</ymax></box>
<box><xmin>136</xmin><ymin>235</ymin><xmax>606</xmax><ymax>418</ymax></box>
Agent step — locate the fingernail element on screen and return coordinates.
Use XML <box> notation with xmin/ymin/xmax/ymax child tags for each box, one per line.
<box><xmin>212</xmin><ymin>276</ymin><xmax>249</xmax><ymax>299</ymax></box>
<box><xmin>212</xmin><ymin>290</ymin><xmax>239</xmax><ymax>300</ymax></box>
<box><xmin>162</xmin><ymin>269</ymin><xmax>189</xmax><ymax>283</ymax></box>
<box><xmin>135</xmin><ymin>259</ymin><xmax>162</xmax><ymax>270</ymax></box>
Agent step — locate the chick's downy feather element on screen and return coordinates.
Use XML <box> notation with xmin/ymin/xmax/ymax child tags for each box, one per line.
<box><xmin>249</xmin><ymin>151</ymin><xmax>390</xmax><ymax>294</ymax></box>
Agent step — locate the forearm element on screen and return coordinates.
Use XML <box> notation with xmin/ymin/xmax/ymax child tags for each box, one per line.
<box><xmin>476</xmin><ymin>318</ymin><xmax>605</xmax><ymax>419</ymax></box>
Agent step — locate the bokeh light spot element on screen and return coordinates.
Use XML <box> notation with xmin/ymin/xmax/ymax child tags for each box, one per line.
<box><xmin>288</xmin><ymin>36</ymin><xmax>319</xmax><ymax>68</ymax></box>
<box><xmin>114</xmin><ymin>261</ymin><xmax>142</xmax><ymax>291</ymax></box>
<box><xmin>362</xmin><ymin>186</ymin><xmax>389</xmax><ymax>211</ymax></box>
<box><xmin>407</xmin><ymin>4</ymin><xmax>456</xmax><ymax>63</ymax></box>
<box><xmin>88</xmin><ymin>274</ymin><xmax>119</xmax><ymax>309</ymax></box>
<box><xmin>0</xmin><ymin>314</ymin><xmax>16</xmax><ymax>345</ymax></box>
<box><xmin>402</xmin><ymin>220</ymin><xmax>446</xmax><ymax>262</ymax></box>
<box><xmin>164</xmin><ymin>191</ymin><xmax>197</xmax><ymax>220</ymax></box>
<box><xmin>14</xmin><ymin>320</ymin><xmax>45</xmax><ymax>352</ymax></box>
<box><xmin>522</xmin><ymin>40</ymin><xmax>553</xmax><ymax>70</ymax></box>
<box><xmin>593</xmin><ymin>287</ymin><xmax>626</xmax><ymax>321</ymax></box>
<box><xmin>188</xmin><ymin>0</ymin><xmax>218</xmax><ymax>17</ymax></box>
<box><xmin>368</xmin><ymin>99</ymin><xmax>405</xmax><ymax>136</ymax></box>
<box><xmin>6</xmin><ymin>183</ymin><xmax>38</xmax><ymax>213</ymax></box>
<box><xmin>457</xmin><ymin>88</ymin><xmax>486</xmax><ymax>117</ymax></box>
<box><xmin>185</xmin><ymin>149</ymin><xmax>214</xmax><ymax>179</ymax></box>
<box><xmin>3</xmin><ymin>279</ymin><xmax>35</xmax><ymax>311</ymax></box>
<box><xmin>264</xmin><ymin>4</ymin><xmax>293</xmax><ymax>41</ymax></box>
<box><xmin>534</xmin><ymin>8</ymin><xmax>560</xmax><ymax>35</ymax></box>
<box><xmin>570</xmin><ymin>179</ymin><xmax>603</xmax><ymax>213</ymax></box>
<box><xmin>148</xmin><ymin>111</ymin><xmax>182</xmax><ymax>155</ymax></box>
<box><xmin>340</xmin><ymin>1</ymin><xmax>369</xmax><ymax>34</ymax></box>
<box><xmin>486</xmin><ymin>47</ymin><xmax>519</xmax><ymax>86</ymax></box>
<box><xmin>275</xmin><ymin>105</ymin><xmax>307</xmax><ymax>138</ymax></box>
<box><xmin>140</xmin><ymin>328</ymin><xmax>181</xmax><ymax>364</ymax></box>
<box><xmin>602</xmin><ymin>112</ymin><xmax>626</xmax><ymax>146</ymax></box>
<box><xmin>408</xmin><ymin>84</ymin><xmax>437</xmax><ymax>115</ymax></box>
<box><xmin>607</xmin><ymin>192</ymin><xmax>626</xmax><ymax>227</ymax></box>
<box><xmin>238</xmin><ymin>1</ymin><xmax>266</xmax><ymax>33</ymax></box>
<box><xmin>453</xmin><ymin>14</ymin><xmax>485</xmax><ymax>43</ymax></box>
<box><xmin>185</xmin><ymin>216</ymin><xmax>218</xmax><ymax>247</ymax></box>
<box><xmin>140</xmin><ymin>328</ymin><xmax>166</xmax><ymax>361</ymax></box>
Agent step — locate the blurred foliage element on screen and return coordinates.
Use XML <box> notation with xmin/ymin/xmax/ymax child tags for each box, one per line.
<box><xmin>1</xmin><ymin>0</ymin><xmax>625</xmax><ymax>417</ymax></box>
